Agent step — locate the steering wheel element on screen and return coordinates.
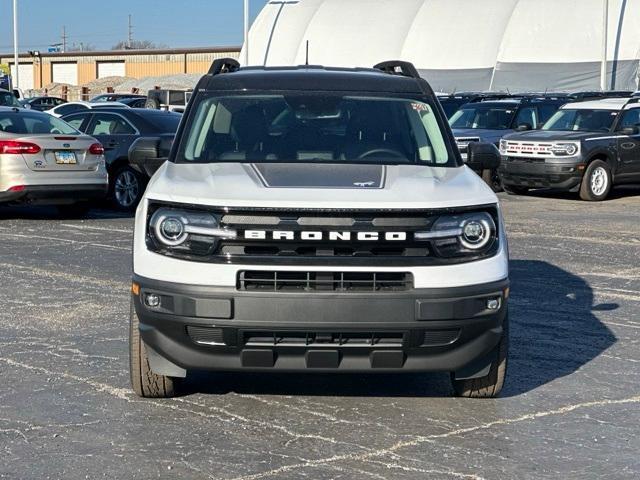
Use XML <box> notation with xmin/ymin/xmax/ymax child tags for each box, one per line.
<box><xmin>357</xmin><ymin>148</ymin><xmax>405</xmax><ymax>160</ymax></box>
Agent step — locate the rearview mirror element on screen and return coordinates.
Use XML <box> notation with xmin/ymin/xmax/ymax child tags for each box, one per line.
<box><xmin>466</xmin><ymin>142</ymin><xmax>501</xmax><ymax>171</ymax></box>
<box><xmin>516</xmin><ymin>123</ymin><xmax>532</xmax><ymax>132</ymax></box>
<box><xmin>128</xmin><ymin>136</ymin><xmax>174</xmax><ymax>177</ymax></box>
<box><xmin>620</xmin><ymin>126</ymin><xmax>639</xmax><ymax>136</ymax></box>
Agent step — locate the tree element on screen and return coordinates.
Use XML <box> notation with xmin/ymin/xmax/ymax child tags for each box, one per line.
<box><xmin>112</xmin><ymin>40</ymin><xmax>167</xmax><ymax>50</ymax></box>
<box><xmin>67</xmin><ymin>43</ymin><xmax>96</xmax><ymax>52</ymax></box>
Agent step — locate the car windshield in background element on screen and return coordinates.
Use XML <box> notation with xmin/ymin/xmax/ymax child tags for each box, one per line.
<box><xmin>0</xmin><ymin>91</ymin><xmax>21</xmax><ymax>108</ymax></box>
<box><xmin>179</xmin><ymin>94</ymin><xmax>452</xmax><ymax>166</ymax></box>
<box><xmin>0</xmin><ymin>111</ymin><xmax>80</xmax><ymax>135</ymax></box>
<box><xmin>542</xmin><ymin>109</ymin><xmax>617</xmax><ymax>132</ymax></box>
<box><xmin>145</xmin><ymin>113</ymin><xmax>182</xmax><ymax>132</ymax></box>
<box><xmin>449</xmin><ymin>105</ymin><xmax>517</xmax><ymax>130</ymax></box>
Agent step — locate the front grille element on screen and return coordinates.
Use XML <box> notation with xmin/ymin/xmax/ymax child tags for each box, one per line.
<box><xmin>238</xmin><ymin>271</ymin><xmax>413</xmax><ymax>292</ymax></box>
<box><xmin>243</xmin><ymin>331</ymin><xmax>404</xmax><ymax>348</ymax></box>
<box><xmin>147</xmin><ymin>205</ymin><xmax>500</xmax><ymax>266</ymax></box>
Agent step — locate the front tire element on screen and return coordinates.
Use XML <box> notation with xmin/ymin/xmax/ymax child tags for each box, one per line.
<box><xmin>451</xmin><ymin>314</ymin><xmax>508</xmax><ymax>398</ymax></box>
<box><xmin>129</xmin><ymin>300</ymin><xmax>179</xmax><ymax>398</ymax></box>
<box><xmin>579</xmin><ymin>160</ymin><xmax>612</xmax><ymax>201</ymax></box>
<box><xmin>112</xmin><ymin>165</ymin><xmax>145</xmax><ymax>211</ymax></box>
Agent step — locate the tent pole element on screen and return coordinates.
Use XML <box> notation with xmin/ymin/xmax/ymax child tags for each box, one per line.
<box><xmin>13</xmin><ymin>0</ymin><xmax>19</xmax><ymax>91</ymax></box>
<box><xmin>601</xmin><ymin>0</ymin><xmax>608</xmax><ymax>91</ymax></box>
<box><xmin>244</xmin><ymin>0</ymin><xmax>250</xmax><ymax>65</ymax></box>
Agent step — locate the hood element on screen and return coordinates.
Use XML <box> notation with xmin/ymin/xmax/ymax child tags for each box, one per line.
<box><xmin>452</xmin><ymin>128</ymin><xmax>510</xmax><ymax>145</ymax></box>
<box><xmin>503</xmin><ymin>130</ymin><xmax>596</xmax><ymax>142</ymax></box>
<box><xmin>146</xmin><ymin>162</ymin><xmax>498</xmax><ymax>210</ymax></box>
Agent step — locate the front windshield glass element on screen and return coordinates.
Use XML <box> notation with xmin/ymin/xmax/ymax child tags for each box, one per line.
<box><xmin>449</xmin><ymin>105</ymin><xmax>517</xmax><ymax>130</ymax></box>
<box><xmin>0</xmin><ymin>111</ymin><xmax>80</xmax><ymax>135</ymax></box>
<box><xmin>178</xmin><ymin>94</ymin><xmax>452</xmax><ymax>166</ymax></box>
<box><xmin>542</xmin><ymin>109</ymin><xmax>617</xmax><ymax>132</ymax></box>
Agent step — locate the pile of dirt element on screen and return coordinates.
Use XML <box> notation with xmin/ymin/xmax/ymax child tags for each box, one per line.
<box><xmin>31</xmin><ymin>73</ymin><xmax>200</xmax><ymax>101</ymax></box>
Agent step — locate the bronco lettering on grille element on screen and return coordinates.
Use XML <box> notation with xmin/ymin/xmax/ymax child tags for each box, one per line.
<box><xmin>243</xmin><ymin>231</ymin><xmax>407</xmax><ymax>241</ymax></box>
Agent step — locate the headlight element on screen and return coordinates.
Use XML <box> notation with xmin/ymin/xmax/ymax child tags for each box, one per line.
<box><xmin>550</xmin><ymin>143</ymin><xmax>579</xmax><ymax>156</ymax></box>
<box><xmin>415</xmin><ymin>212</ymin><xmax>497</xmax><ymax>257</ymax></box>
<box><xmin>148</xmin><ymin>207</ymin><xmax>236</xmax><ymax>256</ymax></box>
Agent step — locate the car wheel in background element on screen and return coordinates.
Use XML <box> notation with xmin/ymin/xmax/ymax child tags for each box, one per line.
<box><xmin>113</xmin><ymin>166</ymin><xmax>145</xmax><ymax>211</ymax></box>
<box><xmin>503</xmin><ymin>184</ymin><xmax>529</xmax><ymax>196</ymax></box>
<box><xmin>144</xmin><ymin>97</ymin><xmax>160</xmax><ymax>109</ymax></box>
<box><xmin>579</xmin><ymin>160</ymin><xmax>612</xmax><ymax>201</ymax></box>
<box><xmin>481</xmin><ymin>169</ymin><xmax>503</xmax><ymax>192</ymax></box>
<box><xmin>56</xmin><ymin>203</ymin><xmax>91</xmax><ymax>218</ymax></box>
<box><xmin>129</xmin><ymin>300</ymin><xmax>180</xmax><ymax>398</ymax></box>
<box><xmin>451</xmin><ymin>312</ymin><xmax>509</xmax><ymax>398</ymax></box>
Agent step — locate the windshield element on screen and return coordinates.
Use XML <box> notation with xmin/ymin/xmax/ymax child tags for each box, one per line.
<box><xmin>542</xmin><ymin>109</ymin><xmax>617</xmax><ymax>132</ymax></box>
<box><xmin>0</xmin><ymin>111</ymin><xmax>80</xmax><ymax>135</ymax></box>
<box><xmin>178</xmin><ymin>94</ymin><xmax>453</xmax><ymax>166</ymax></box>
<box><xmin>449</xmin><ymin>105</ymin><xmax>517</xmax><ymax>130</ymax></box>
<box><xmin>0</xmin><ymin>91</ymin><xmax>21</xmax><ymax>108</ymax></box>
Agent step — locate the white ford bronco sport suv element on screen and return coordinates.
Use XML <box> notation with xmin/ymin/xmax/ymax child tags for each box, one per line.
<box><xmin>129</xmin><ymin>59</ymin><xmax>510</xmax><ymax>398</ymax></box>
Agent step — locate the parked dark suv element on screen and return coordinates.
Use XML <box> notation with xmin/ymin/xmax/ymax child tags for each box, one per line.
<box><xmin>499</xmin><ymin>97</ymin><xmax>640</xmax><ymax>201</ymax></box>
<box><xmin>62</xmin><ymin>108</ymin><xmax>181</xmax><ymax>210</ymax></box>
<box><xmin>450</xmin><ymin>95</ymin><xmax>571</xmax><ymax>191</ymax></box>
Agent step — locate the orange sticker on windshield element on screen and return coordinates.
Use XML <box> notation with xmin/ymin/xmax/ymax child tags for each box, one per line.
<box><xmin>411</xmin><ymin>103</ymin><xmax>429</xmax><ymax>112</ymax></box>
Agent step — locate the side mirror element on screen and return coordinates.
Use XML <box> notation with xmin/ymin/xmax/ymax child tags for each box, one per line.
<box><xmin>466</xmin><ymin>142</ymin><xmax>501</xmax><ymax>172</ymax></box>
<box><xmin>128</xmin><ymin>136</ymin><xmax>174</xmax><ymax>177</ymax></box>
<box><xmin>23</xmin><ymin>103</ymin><xmax>32</xmax><ymax>110</ymax></box>
<box><xmin>516</xmin><ymin>123</ymin><xmax>532</xmax><ymax>132</ymax></box>
<box><xmin>620</xmin><ymin>126</ymin><xmax>639</xmax><ymax>136</ymax></box>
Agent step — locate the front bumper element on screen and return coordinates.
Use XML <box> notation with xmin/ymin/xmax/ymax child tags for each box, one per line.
<box><xmin>0</xmin><ymin>184</ymin><xmax>108</xmax><ymax>204</ymax></box>
<box><xmin>499</xmin><ymin>157</ymin><xmax>584</xmax><ymax>190</ymax></box>
<box><xmin>133</xmin><ymin>275</ymin><xmax>509</xmax><ymax>374</ymax></box>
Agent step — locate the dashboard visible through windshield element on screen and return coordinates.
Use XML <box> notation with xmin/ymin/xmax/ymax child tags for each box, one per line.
<box><xmin>177</xmin><ymin>93</ymin><xmax>456</xmax><ymax>166</ymax></box>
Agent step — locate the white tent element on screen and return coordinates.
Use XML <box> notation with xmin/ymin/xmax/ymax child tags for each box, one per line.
<box><xmin>243</xmin><ymin>0</ymin><xmax>640</xmax><ymax>92</ymax></box>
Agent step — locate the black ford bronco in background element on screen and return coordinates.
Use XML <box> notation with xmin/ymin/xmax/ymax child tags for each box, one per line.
<box><xmin>499</xmin><ymin>97</ymin><xmax>640</xmax><ymax>201</ymax></box>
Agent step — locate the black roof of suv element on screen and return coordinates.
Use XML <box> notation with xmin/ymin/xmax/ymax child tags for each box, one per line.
<box><xmin>195</xmin><ymin>59</ymin><xmax>435</xmax><ymax>95</ymax></box>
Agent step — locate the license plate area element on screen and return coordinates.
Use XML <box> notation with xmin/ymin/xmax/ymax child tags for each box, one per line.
<box><xmin>55</xmin><ymin>151</ymin><xmax>77</xmax><ymax>164</ymax></box>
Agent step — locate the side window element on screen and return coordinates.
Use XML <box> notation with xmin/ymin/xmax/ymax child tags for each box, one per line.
<box><xmin>57</xmin><ymin>104</ymin><xmax>88</xmax><ymax>116</ymax></box>
<box><xmin>64</xmin><ymin>114</ymin><xmax>89</xmax><ymax>131</ymax></box>
<box><xmin>617</xmin><ymin>109</ymin><xmax>640</xmax><ymax>131</ymax></box>
<box><xmin>515</xmin><ymin>107</ymin><xmax>538</xmax><ymax>128</ymax></box>
<box><xmin>88</xmin><ymin>113</ymin><xmax>136</xmax><ymax>136</ymax></box>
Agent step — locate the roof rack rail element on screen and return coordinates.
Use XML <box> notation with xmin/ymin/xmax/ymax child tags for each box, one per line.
<box><xmin>208</xmin><ymin>58</ymin><xmax>241</xmax><ymax>76</ymax></box>
<box><xmin>373</xmin><ymin>61</ymin><xmax>421</xmax><ymax>80</ymax></box>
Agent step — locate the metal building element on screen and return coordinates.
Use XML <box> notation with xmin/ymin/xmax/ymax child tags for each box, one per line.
<box><xmin>0</xmin><ymin>46</ymin><xmax>241</xmax><ymax>91</ymax></box>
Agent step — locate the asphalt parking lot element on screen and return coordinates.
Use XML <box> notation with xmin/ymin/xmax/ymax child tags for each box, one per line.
<box><xmin>1</xmin><ymin>187</ymin><xmax>639</xmax><ymax>480</ymax></box>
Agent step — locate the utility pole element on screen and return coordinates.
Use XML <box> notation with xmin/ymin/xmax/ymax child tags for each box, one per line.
<box><xmin>601</xmin><ymin>0</ymin><xmax>609</xmax><ymax>91</ymax></box>
<box><xmin>12</xmin><ymin>0</ymin><xmax>19</xmax><ymax>90</ymax></box>
<box><xmin>62</xmin><ymin>26</ymin><xmax>67</xmax><ymax>53</ymax></box>
<box><xmin>243</xmin><ymin>0</ymin><xmax>250</xmax><ymax>65</ymax></box>
<box><xmin>128</xmin><ymin>14</ymin><xmax>133</xmax><ymax>49</ymax></box>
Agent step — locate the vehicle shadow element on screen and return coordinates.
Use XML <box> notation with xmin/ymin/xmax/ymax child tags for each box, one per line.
<box><xmin>0</xmin><ymin>205</ymin><xmax>134</xmax><ymax>221</ymax></box>
<box><xmin>522</xmin><ymin>183</ymin><xmax>640</xmax><ymax>201</ymax></box>
<box><xmin>182</xmin><ymin>260</ymin><xmax>616</xmax><ymax>398</ymax></box>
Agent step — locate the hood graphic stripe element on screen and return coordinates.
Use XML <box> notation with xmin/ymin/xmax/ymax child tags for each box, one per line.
<box><xmin>251</xmin><ymin>163</ymin><xmax>386</xmax><ymax>189</ymax></box>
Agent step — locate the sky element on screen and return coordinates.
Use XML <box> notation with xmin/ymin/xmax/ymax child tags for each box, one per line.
<box><xmin>0</xmin><ymin>0</ymin><xmax>269</xmax><ymax>53</ymax></box>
